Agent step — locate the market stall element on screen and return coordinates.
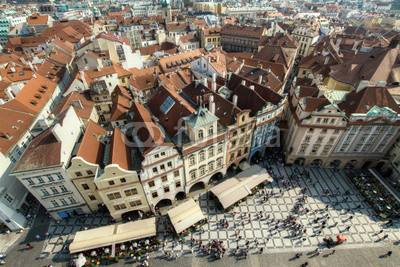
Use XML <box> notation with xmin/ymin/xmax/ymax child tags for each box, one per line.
<box><xmin>210</xmin><ymin>165</ymin><xmax>273</xmax><ymax>210</ymax></box>
<box><xmin>69</xmin><ymin>217</ymin><xmax>157</xmax><ymax>255</ymax></box>
<box><xmin>167</xmin><ymin>198</ymin><xmax>205</xmax><ymax>234</ymax></box>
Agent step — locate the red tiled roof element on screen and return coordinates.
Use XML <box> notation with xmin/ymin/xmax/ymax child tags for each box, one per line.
<box><xmin>338</xmin><ymin>86</ymin><xmax>400</xmax><ymax>117</ymax></box>
<box><xmin>12</xmin><ymin>128</ymin><xmax>61</xmax><ymax>172</ymax></box>
<box><xmin>76</xmin><ymin>120</ymin><xmax>107</xmax><ymax>165</ymax></box>
<box><xmin>130</xmin><ymin>102</ymin><xmax>173</xmax><ymax>155</ymax></box>
<box><xmin>51</xmin><ymin>92</ymin><xmax>95</xmax><ymax>122</ymax></box>
<box><xmin>108</xmin><ymin>128</ymin><xmax>131</xmax><ymax>170</ymax></box>
<box><xmin>221</xmin><ymin>24</ymin><xmax>266</xmax><ymax>39</ymax></box>
<box><xmin>110</xmin><ymin>95</ymin><xmax>130</xmax><ymax>122</ymax></box>
<box><xmin>27</xmin><ymin>13</ymin><xmax>49</xmax><ymax>25</ymax></box>
<box><xmin>147</xmin><ymin>86</ymin><xmax>195</xmax><ymax>137</ymax></box>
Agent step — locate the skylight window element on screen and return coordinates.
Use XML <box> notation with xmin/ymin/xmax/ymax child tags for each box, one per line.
<box><xmin>160</xmin><ymin>96</ymin><xmax>175</xmax><ymax>115</ymax></box>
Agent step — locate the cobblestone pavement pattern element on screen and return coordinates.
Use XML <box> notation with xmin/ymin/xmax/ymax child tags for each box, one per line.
<box><xmin>41</xmin><ymin>164</ymin><xmax>400</xmax><ymax>259</ymax></box>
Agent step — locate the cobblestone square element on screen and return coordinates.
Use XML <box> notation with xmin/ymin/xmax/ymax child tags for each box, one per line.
<box><xmin>40</xmin><ymin>164</ymin><xmax>400</xmax><ymax>259</ymax></box>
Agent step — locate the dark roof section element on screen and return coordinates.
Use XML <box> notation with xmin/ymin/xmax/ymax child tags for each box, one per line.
<box><xmin>338</xmin><ymin>86</ymin><xmax>400</xmax><ymax>117</ymax></box>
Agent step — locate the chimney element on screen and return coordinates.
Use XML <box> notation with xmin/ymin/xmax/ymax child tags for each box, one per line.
<box><xmin>96</xmin><ymin>65</ymin><xmax>101</xmax><ymax>72</ymax></box>
<box><xmin>376</xmin><ymin>81</ymin><xmax>387</xmax><ymax>88</ymax></box>
<box><xmin>356</xmin><ymin>80</ymin><xmax>370</xmax><ymax>92</ymax></box>
<box><xmin>207</xmin><ymin>57</ymin><xmax>211</xmax><ymax>63</ymax></box>
<box><xmin>233</xmin><ymin>57</ymin><xmax>237</xmax><ymax>61</ymax></box>
<box><xmin>232</xmin><ymin>95</ymin><xmax>238</xmax><ymax>106</ymax></box>
<box><xmin>221</xmin><ymin>70</ymin><xmax>226</xmax><ymax>78</ymax></box>
<box><xmin>216</xmin><ymin>54</ymin><xmax>219</xmax><ymax>62</ymax></box>
<box><xmin>241</xmin><ymin>80</ymin><xmax>246</xmax><ymax>86</ymax></box>
<box><xmin>324</xmin><ymin>57</ymin><xmax>329</xmax><ymax>65</ymax></box>
<box><xmin>352</xmin><ymin>40</ymin><xmax>359</xmax><ymax>51</ymax></box>
<box><xmin>5</xmin><ymin>88</ymin><xmax>14</xmax><ymax>100</ymax></box>
<box><xmin>249</xmin><ymin>85</ymin><xmax>255</xmax><ymax>90</ymax></box>
<box><xmin>258</xmin><ymin>75</ymin><xmax>263</xmax><ymax>84</ymax></box>
<box><xmin>210</xmin><ymin>101</ymin><xmax>216</xmax><ymax>114</ymax></box>
<box><xmin>212</xmin><ymin>73</ymin><xmax>217</xmax><ymax>91</ymax></box>
<box><xmin>202</xmin><ymin>77</ymin><xmax>208</xmax><ymax>86</ymax></box>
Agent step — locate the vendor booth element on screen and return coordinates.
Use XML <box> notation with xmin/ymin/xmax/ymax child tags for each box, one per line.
<box><xmin>210</xmin><ymin>165</ymin><xmax>273</xmax><ymax>210</ymax></box>
<box><xmin>167</xmin><ymin>198</ymin><xmax>205</xmax><ymax>233</ymax></box>
<box><xmin>69</xmin><ymin>217</ymin><xmax>156</xmax><ymax>255</ymax></box>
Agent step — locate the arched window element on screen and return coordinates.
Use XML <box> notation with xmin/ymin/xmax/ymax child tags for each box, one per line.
<box><xmin>198</xmin><ymin>130</ymin><xmax>204</xmax><ymax>139</ymax></box>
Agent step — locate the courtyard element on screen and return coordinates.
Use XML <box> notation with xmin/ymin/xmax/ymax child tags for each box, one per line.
<box><xmin>40</xmin><ymin>162</ymin><xmax>400</xmax><ymax>262</ymax></box>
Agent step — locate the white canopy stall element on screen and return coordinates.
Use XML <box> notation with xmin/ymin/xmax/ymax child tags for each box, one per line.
<box><xmin>167</xmin><ymin>198</ymin><xmax>205</xmax><ymax>233</ymax></box>
<box><xmin>69</xmin><ymin>217</ymin><xmax>156</xmax><ymax>255</ymax></box>
<box><xmin>210</xmin><ymin>165</ymin><xmax>273</xmax><ymax>210</ymax></box>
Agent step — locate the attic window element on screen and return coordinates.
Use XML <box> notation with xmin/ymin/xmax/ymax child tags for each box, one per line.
<box><xmin>350</xmin><ymin>101</ymin><xmax>355</xmax><ymax>105</ymax></box>
<box><xmin>30</xmin><ymin>100</ymin><xmax>38</xmax><ymax>106</ymax></box>
<box><xmin>19</xmin><ymin>71</ymin><xmax>24</xmax><ymax>76</ymax></box>
<box><xmin>0</xmin><ymin>133</ymin><xmax>11</xmax><ymax>140</ymax></box>
<box><xmin>160</xmin><ymin>96</ymin><xmax>175</xmax><ymax>115</ymax></box>
<box><xmin>41</xmin><ymin>86</ymin><xmax>48</xmax><ymax>90</ymax></box>
<box><xmin>34</xmin><ymin>94</ymin><xmax>42</xmax><ymax>99</ymax></box>
<box><xmin>17</xmin><ymin>120</ymin><xmax>23</xmax><ymax>123</ymax></box>
<box><xmin>12</xmin><ymin>126</ymin><xmax>18</xmax><ymax>129</ymax></box>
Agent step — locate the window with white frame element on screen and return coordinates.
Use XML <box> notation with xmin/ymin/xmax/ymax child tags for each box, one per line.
<box><xmin>218</xmin><ymin>144</ymin><xmax>223</xmax><ymax>154</ymax></box>
<box><xmin>3</xmin><ymin>194</ymin><xmax>13</xmax><ymax>203</ymax></box>
<box><xmin>199</xmin><ymin>151</ymin><xmax>205</xmax><ymax>162</ymax></box>
<box><xmin>68</xmin><ymin>197</ymin><xmax>76</xmax><ymax>204</ymax></box>
<box><xmin>190</xmin><ymin>170</ymin><xmax>196</xmax><ymax>180</ymax></box>
<box><xmin>199</xmin><ymin>165</ymin><xmax>206</xmax><ymax>176</ymax></box>
<box><xmin>208</xmin><ymin>147</ymin><xmax>214</xmax><ymax>157</ymax></box>
<box><xmin>41</xmin><ymin>189</ymin><xmax>49</xmax><ymax>196</ymax></box>
<box><xmin>50</xmin><ymin>200</ymin><xmax>59</xmax><ymax>207</ymax></box>
<box><xmin>216</xmin><ymin>158</ymin><xmax>222</xmax><ymax>168</ymax></box>
<box><xmin>189</xmin><ymin>156</ymin><xmax>196</xmax><ymax>166</ymax></box>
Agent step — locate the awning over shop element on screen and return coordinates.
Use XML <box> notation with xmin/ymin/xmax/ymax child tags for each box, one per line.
<box><xmin>239</xmin><ymin>161</ymin><xmax>251</xmax><ymax>171</ymax></box>
<box><xmin>167</xmin><ymin>198</ymin><xmax>205</xmax><ymax>234</ymax></box>
<box><xmin>210</xmin><ymin>165</ymin><xmax>272</xmax><ymax>210</ymax></box>
<box><xmin>69</xmin><ymin>217</ymin><xmax>156</xmax><ymax>254</ymax></box>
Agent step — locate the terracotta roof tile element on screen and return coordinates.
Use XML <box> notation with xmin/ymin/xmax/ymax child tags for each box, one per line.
<box><xmin>338</xmin><ymin>86</ymin><xmax>400</xmax><ymax>117</ymax></box>
<box><xmin>27</xmin><ymin>13</ymin><xmax>49</xmax><ymax>25</ymax></box>
<box><xmin>110</xmin><ymin>95</ymin><xmax>130</xmax><ymax>122</ymax></box>
<box><xmin>147</xmin><ymin>86</ymin><xmax>195</xmax><ymax>137</ymax></box>
<box><xmin>259</xmin><ymin>32</ymin><xmax>298</xmax><ymax>49</ymax></box>
<box><xmin>159</xmin><ymin>49</ymin><xmax>203</xmax><ymax>73</ymax></box>
<box><xmin>51</xmin><ymin>92</ymin><xmax>95</xmax><ymax>121</ymax></box>
<box><xmin>179</xmin><ymin>34</ymin><xmax>199</xmax><ymax>44</ymax></box>
<box><xmin>1</xmin><ymin>73</ymin><xmax>58</xmax><ymax>115</ymax></box>
<box><xmin>108</xmin><ymin>127</ymin><xmax>131</xmax><ymax>170</ymax></box>
<box><xmin>12</xmin><ymin>128</ymin><xmax>61</xmax><ymax>172</ymax></box>
<box><xmin>76</xmin><ymin>120</ymin><xmax>107</xmax><ymax>165</ymax></box>
<box><xmin>182</xmin><ymin>82</ymin><xmax>242</xmax><ymax>126</ymax></box>
<box><xmin>130</xmin><ymin>102</ymin><xmax>173</xmax><ymax>155</ymax></box>
<box><xmin>221</xmin><ymin>24</ymin><xmax>266</xmax><ymax>39</ymax></box>
<box><xmin>0</xmin><ymin>106</ymin><xmax>35</xmax><ymax>154</ymax></box>
<box><xmin>330</xmin><ymin>46</ymin><xmax>400</xmax><ymax>87</ymax></box>
<box><xmin>0</xmin><ymin>66</ymin><xmax>33</xmax><ymax>83</ymax></box>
